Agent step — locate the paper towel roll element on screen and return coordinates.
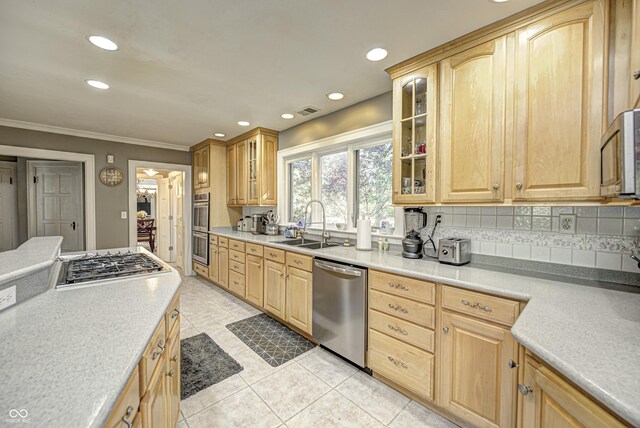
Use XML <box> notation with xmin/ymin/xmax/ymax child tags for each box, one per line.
<box><xmin>356</xmin><ymin>218</ymin><xmax>372</xmax><ymax>251</ymax></box>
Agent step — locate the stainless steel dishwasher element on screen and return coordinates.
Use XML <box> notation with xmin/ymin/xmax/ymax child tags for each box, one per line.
<box><xmin>312</xmin><ymin>258</ymin><xmax>367</xmax><ymax>367</ymax></box>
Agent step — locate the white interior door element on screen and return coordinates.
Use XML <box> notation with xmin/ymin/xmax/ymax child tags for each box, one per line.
<box><xmin>29</xmin><ymin>161</ymin><xmax>84</xmax><ymax>252</ymax></box>
<box><xmin>172</xmin><ymin>172</ymin><xmax>184</xmax><ymax>269</ymax></box>
<box><xmin>0</xmin><ymin>163</ymin><xmax>18</xmax><ymax>251</ymax></box>
<box><xmin>156</xmin><ymin>177</ymin><xmax>172</xmax><ymax>262</ymax></box>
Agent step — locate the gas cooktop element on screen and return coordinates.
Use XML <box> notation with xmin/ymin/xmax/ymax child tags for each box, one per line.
<box><xmin>56</xmin><ymin>251</ymin><xmax>170</xmax><ymax>289</ymax></box>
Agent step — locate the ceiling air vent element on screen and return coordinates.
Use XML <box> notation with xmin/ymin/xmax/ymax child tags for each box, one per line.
<box><xmin>297</xmin><ymin>106</ymin><xmax>321</xmax><ymax>116</ymax></box>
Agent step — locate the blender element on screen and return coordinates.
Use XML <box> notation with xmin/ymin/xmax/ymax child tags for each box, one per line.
<box><xmin>402</xmin><ymin>208</ymin><xmax>427</xmax><ymax>259</ymax></box>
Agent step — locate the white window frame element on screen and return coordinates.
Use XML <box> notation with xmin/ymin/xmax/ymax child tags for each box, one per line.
<box><xmin>277</xmin><ymin>120</ymin><xmax>402</xmax><ymax>237</ymax></box>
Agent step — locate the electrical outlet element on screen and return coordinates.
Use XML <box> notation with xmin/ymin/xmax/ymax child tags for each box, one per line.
<box><xmin>559</xmin><ymin>214</ymin><xmax>577</xmax><ymax>234</ymax></box>
<box><xmin>0</xmin><ymin>285</ymin><xmax>17</xmax><ymax>311</ymax></box>
<box><xmin>121</xmin><ymin>211</ymin><xmax>127</xmax><ymax>219</ymax></box>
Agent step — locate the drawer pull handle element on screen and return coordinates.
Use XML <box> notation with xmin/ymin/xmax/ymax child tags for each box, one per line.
<box><xmin>251</xmin><ymin>248</ymin><xmax>256</xmax><ymax>252</ymax></box>
<box><xmin>270</xmin><ymin>252</ymin><xmax>277</xmax><ymax>257</ymax></box>
<box><xmin>122</xmin><ymin>405</ymin><xmax>134</xmax><ymax>428</ymax></box>
<box><xmin>461</xmin><ymin>300</ymin><xmax>492</xmax><ymax>312</ymax></box>
<box><xmin>388</xmin><ymin>303</ymin><xmax>408</xmax><ymax>313</ymax></box>
<box><xmin>388</xmin><ymin>324</ymin><xmax>408</xmax><ymax>335</ymax></box>
<box><xmin>171</xmin><ymin>309</ymin><xmax>180</xmax><ymax>319</ymax></box>
<box><xmin>518</xmin><ymin>384</ymin><xmax>533</xmax><ymax>395</ymax></box>
<box><xmin>295</xmin><ymin>260</ymin><xmax>302</xmax><ymax>265</ymax></box>
<box><xmin>387</xmin><ymin>356</ymin><xmax>408</xmax><ymax>369</ymax></box>
<box><xmin>234</xmin><ymin>281</ymin><xmax>239</xmax><ymax>285</ymax></box>
<box><xmin>388</xmin><ymin>282</ymin><xmax>409</xmax><ymax>291</ymax></box>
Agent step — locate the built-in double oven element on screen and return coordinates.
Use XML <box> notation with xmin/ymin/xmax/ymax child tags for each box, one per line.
<box><xmin>193</xmin><ymin>192</ymin><xmax>209</xmax><ymax>265</ymax></box>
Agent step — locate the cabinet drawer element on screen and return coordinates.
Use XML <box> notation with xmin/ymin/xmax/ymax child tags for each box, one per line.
<box><xmin>442</xmin><ymin>285</ymin><xmax>519</xmax><ymax>326</ymax></box>
<box><xmin>264</xmin><ymin>247</ymin><xmax>285</xmax><ymax>263</ymax></box>
<box><xmin>368</xmin><ymin>329</ymin><xmax>434</xmax><ymax>400</ymax></box>
<box><xmin>165</xmin><ymin>292</ymin><xmax>180</xmax><ymax>338</ymax></box>
<box><xmin>370</xmin><ymin>270</ymin><xmax>435</xmax><ymax>305</ymax></box>
<box><xmin>246</xmin><ymin>243</ymin><xmax>264</xmax><ymax>256</ymax></box>
<box><xmin>369</xmin><ymin>309</ymin><xmax>434</xmax><ymax>353</ymax></box>
<box><xmin>139</xmin><ymin>319</ymin><xmax>166</xmax><ymax>394</ymax></box>
<box><xmin>104</xmin><ymin>365</ymin><xmax>140</xmax><ymax>428</ymax></box>
<box><xmin>369</xmin><ymin>289</ymin><xmax>435</xmax><ymax>328</ymax></box>
<box><xmin>286</xmin><ymin>252</ymin><xmax>313</xmax><ymax>272</ymax></box>
<box><xmin>230</xmin><ymin>260</ymin><xmax>245</xmax><ymax>274</ymax></box>
<box><xmin>229</xmin><ymin>249</ymin><xmax>246</xmax><ymax>264</ymax></box>
<box><xmin>229</xmin><ymin>270</ymin><xmax>246</xmax><ymax>297</ymax></box>
<box><xmin>218</xmin><ymin>237</ymin><xmax>229</xmax><ymax>248</ymax></box>
<box><xmin>193</xmin><ymin>262</ymin><xmax>208</xmax><ymax>276</ymax></box>
<box><xmin>209</xmin><ymin>235</ymin><xmax>218</xmax><ymax>245</ymax></box>
<box><xmin>229</xmin><ymin>239</ymin><xmax>246</xmax><ymax>252</ymax></box>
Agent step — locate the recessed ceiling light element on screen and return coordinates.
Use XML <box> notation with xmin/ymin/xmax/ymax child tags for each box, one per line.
<box><xmin>85</xmin><ymin>79</ymin><xmax>109</xmax><ymax>89</ymax></box>
<box><xmin>327</xmin><ymin>92</ymin><xmax>344</xmax><ymax>101</ymax></box>
<box><xmin>366</xmin><ymin>48</ymin><xmax>388</xmax><ymax>62</ymax></box>
<box><xmin>214</xmin><ymin>133</ymin><xmax>226</xmax><ymax>137</ymax></box>
<box><xmin>237</xmin><ymin>121</ymin><xmax>250</xmax><ymax>126</ymax></box>
<box><xmin>88</xmin><ymin>35</ymin><xmax>118</xmax><ymax>51</ymax></box>
<box><xmin>281</xmin><ymin>113</ymin><xmax>294</xmax><ymax>119</ymax></box>
<box><xmin>490</xmin><ymin>0</ymin><xmax>510</xmax><ymax>2</ymax></box>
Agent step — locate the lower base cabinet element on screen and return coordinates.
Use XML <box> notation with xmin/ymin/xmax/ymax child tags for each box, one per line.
<box><xmin>439</xmin><ymin>310</ymin><xmax>518</xmax><ymax>428</ymax></box>
<box><xmin>285</xmin><ymin>266</ymin><xmax>312</xmax><ymax>335</ymax></box>
<box><xmin>218</xmin><ymin>247</ymin><xmax>229</xmax><ymax>288</ymax></box>
<box><xmin>105</xmin><ymin>292</ymin><xmax>181</xmax><ymax>428</ymax></box>
<box><xmin>246</xmin><ymin>254</ymin><xmax>264</xmax><ymax>306</ymax></box>
<box><xmin>264</xmin><ymin>259</ymin><xmax>286</xmax><ymax>319</ymax></box>
<box><xmin>519</xmin><ymin>355</ymin><xmax>625</xmax><ymax>428</ymax></box>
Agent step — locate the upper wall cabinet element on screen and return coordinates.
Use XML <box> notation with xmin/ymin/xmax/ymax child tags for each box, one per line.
<box><xmin>387</xmin><ymin>0</ymin><xmax>612</xmax><ymax>205</ymax></box>
<box><xmin>631</xmin><ymin>0</ymin><xmax>640</xmax><ymax>108</ymax></box>
<box><xmin>440</xmin><ymin>36</ymin><xmax>508</xmax><ymax>203</ymax></box>
<box><xmin>513</xmin><ymin>1</ymin><xmax>604</xmax><ymax>201</ymax></box>
<box><xmin>227</xmin><ymin>144</ymin><xmax>237</xmax><ymax>205</ymax></box>
<box><xmin>227</xmin><ymin>128</ymin><xmax>278</xmax><ymax>207</ymax></box>
<box><xmin>193</xmin><ymin>145</ymin><xmax>210</xmax><ymax>190</ymax></box>
<box><xmin>392</xmin><ymin>64</ymin><xmax>437</xmax><ymax>205</ymax></box>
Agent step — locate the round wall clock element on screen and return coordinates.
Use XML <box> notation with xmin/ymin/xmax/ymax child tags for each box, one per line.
<box><xmin>99</xmin><ymin>167</ymin><xmax>124</xmax><ymax>187</ymax></box>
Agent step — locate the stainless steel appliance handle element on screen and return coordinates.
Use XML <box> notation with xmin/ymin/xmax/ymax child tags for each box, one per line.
<box><xmin>314</xmin><ymin>260</ymin><xmax>362</xmax><ymax>277</ymax></box>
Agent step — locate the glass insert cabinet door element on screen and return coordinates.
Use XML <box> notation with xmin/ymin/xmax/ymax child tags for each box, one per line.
<box><xmin>392</xmin><ymin>64</ymin><xmax>437</xmax><ymax>204</ymax></box>
<box><xmin>247</xmin><ymin>137</ymin><xmax>259</xmax><ymax>204</ymax></box>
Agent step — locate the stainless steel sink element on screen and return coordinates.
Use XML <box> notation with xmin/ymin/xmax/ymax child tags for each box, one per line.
<box><xmin>274</xmin><ymin>239</ymin><xmax>320</xmax><ymax>246</ymax></box>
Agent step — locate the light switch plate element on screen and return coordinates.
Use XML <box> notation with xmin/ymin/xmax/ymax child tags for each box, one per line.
<box><xmin>0</xmin><ymin>285</ymin><xmax>17</xmax><ymax>311</ymax></box>
<box><xmin>107</xmin><ymin>154</ymin><xmax>114</xmax><ymax>164</ymax></box>
<box><xmin>121</xmin><ymin>211</ymin><xmax>127</xmax><ymax>219</ymax></box>
<box><xmin>559</xmin><ymin>214</ymin><xmax>577</xmax><ymax>234</ymax></box>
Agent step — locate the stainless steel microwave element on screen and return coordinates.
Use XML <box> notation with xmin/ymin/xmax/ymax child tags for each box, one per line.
<box><xmin>600</xmin><ymin>109</ymin><xmax>640</xmax><ymax>199</ymax></box>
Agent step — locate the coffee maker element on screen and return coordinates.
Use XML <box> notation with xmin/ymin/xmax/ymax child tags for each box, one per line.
<box><xmin>402</xmin><ymin>208</ymin><xmax>427</xmax><ymax>259</ymax></box>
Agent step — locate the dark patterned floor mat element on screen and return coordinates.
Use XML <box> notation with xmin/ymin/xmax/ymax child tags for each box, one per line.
<box><xmin>226</xmin><ymin>313</ymin><xmax>316</xmax><ymax>367</ymax></box>
<box><xmin>180</xmin><ymin>333</ymin><xmax>243</xmax><ymax>400</ymax></box>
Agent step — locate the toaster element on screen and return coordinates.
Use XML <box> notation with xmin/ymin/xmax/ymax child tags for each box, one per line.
<box><xmin>437</xmin><ymin>238</ymin><xmax>471</xmax><ymax>266</ymax></box>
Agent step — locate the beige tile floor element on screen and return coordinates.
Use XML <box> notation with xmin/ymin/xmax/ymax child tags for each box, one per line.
<box><xmin>177</xmin><ymin>272</ymin><xmax>458</xmax><ymax>428</ymax></box>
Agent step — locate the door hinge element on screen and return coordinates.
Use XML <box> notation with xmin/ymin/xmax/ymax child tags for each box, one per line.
<box><xmin>169</xmin><ymin>215</ymin><xmax>173</xmax><ymax>220</ymax></box>
<box><xmin>169</xmin><ymin>246</ymin><xmax>174</xmax><ymax>251</ymax></box>
<box><xmin>9</xmin><ymin>177</ymin><xmax>13</xmax><ymax>185</ymax></box>
<box><xmin>168</xmin><ymin>184</ymin><xmax>173</xmax><ymax>189</ymax></box>
<box><xmin>33</xmin><ymin>176</ymin><xmax>38</xmax><ymax>184</ymax></box>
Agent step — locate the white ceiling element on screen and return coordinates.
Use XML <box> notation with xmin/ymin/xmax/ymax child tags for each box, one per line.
<box><xmin>0</xmin><ymin>0</ymin><xmax>543</xmax><ymax>148</ymax></box>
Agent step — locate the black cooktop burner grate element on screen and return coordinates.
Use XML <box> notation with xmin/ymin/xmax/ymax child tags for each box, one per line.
<box><xmin>57</xmin><ymin>251</ymin><xmax>169</xmax><ymax>286</ymax></box>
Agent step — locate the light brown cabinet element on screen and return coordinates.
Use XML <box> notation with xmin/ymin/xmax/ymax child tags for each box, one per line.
<box><xmin>246</xmin><ymin>254</ymin><xmax>264</xmax><ymax>307</ymax></box>
<box><xmin>439</xmin><ymin>310</ymin><xmax>518</xmax><ymax>428</ymax></box>
<box><xmin>209</xmin><ymin>244</ymin><xmax>219</xmax><ymax>283</ymax></box>
<box><xmin>440</xmin><ymin>36</ymin><xmax>508</xmax><ymax>203</ymax></box>
<box><xmin>226</xmin><ymin>128</ymin><xmax>278</xmax><ymax>207</ymax></box>
<box><xmin>104</xmin><ymin>366</ymin><xmax>140</xmax><ymax>428</ymax></box>
<box><xmin>392</xmin><ymin>64</ymin><xmax>437</xmax><ymax>205</ymax></box>
<box><xmin>141</xmin><ymin>353</ymin><xmax>168</xmax><ymax>428</ymax></box>
<box><xmin>165</xmin><ymin>326</ymin><xmax>180</xmax><ymax>428</ymax></box>
<box><xmin>226</xmin><ymin>144</ymin><xmax>237</xmax><ymax>205</ymax></box>
<box><xmin>193</xmin><ymin>145</ymin><xmax>209</xmax><ymax>190</ymax></box>
<box><xmin>264</xmin><ymin>258</ymin><xmax>286</xmax><ymax>319</ymax></box>
<box><xmin>512</xmin><ymin>1</ymin><xmax>604</xmax><ymax>201</ymax></box>
<box><xmin>631</xmin><ymin>0</ymin><xmax>640</xmax><ymax>108</ymax></box>
<box><xmin>519</xmin><ymin>355</ymin><xmax>625</xmax><ymax>428</ymax></box>
<box><xmin>286</xmin><ymin>266</ymin><xmax>312</xmax><ymax>334</ymax></box>
<box><xmin>218</xmin><ymin>246</ymin><xmax>229</xmax><ymax>288</ymax></box>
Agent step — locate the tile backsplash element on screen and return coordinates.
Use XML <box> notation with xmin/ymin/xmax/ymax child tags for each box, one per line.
<box><xmin>424</xmin><ymin>206</ymin><xmax>640</xmax><ymax>273</ymax></box>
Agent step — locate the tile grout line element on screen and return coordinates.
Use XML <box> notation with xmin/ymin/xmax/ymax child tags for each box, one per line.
<box><xmin>333</xmin><ymin>376</ymin><xmax>404</xmax><ymax>426</ymax></box>
<box><xmin>385</xmin><ymin>399</ymin><xmax>412</xmax><ymax>427</ymax></box>
<box><xmin>182</xmin><ymin>381</ymin><xmax>251</xmax><ymax>420</ymax></box>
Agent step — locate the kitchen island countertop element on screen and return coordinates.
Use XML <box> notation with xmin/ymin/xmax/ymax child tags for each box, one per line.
<box><xmin>0</xmin><ymin>242</ymin><xmax>181</xmax><ymax>428</ymax></box>
<box><xmin>211</xmin><ymin>227</ymin><xmax>640</xmax><ymax>426</ymax></box>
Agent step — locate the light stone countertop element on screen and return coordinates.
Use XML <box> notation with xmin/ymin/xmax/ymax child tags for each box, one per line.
<box><xmin>211</xmin><ymin>227</ymin><xmax>640</xmax><ymax>426</ymax></box>
<box><xmin>0</xmin><ymin>237</ymin><xmax>63</xmax><ymax>285</ymax></box>
<box><xmin>0</xmin><ymin>245</ymin><xmax>181</xmax><ymax>428</ymax></box>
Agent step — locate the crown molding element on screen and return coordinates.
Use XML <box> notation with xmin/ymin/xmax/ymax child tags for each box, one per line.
<box><xmin>0</xmin><ymin>118</ymin><xmax>190</xmax><ymax>152</ymax></box>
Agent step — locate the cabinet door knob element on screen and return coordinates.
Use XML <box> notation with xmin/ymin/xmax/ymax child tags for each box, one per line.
<box><xmin>634</xmin><ymin>70</ymin><xmax>640</xmax><ymax>80</ymax></box>
<box><xmin>508</xmin><ymin>359</ymin><xmax>519</xmax><ymax>369</ymax></box>
<box><xmin>515</xmin><ymin>182</ymin><xmax>523</xmax><ymax>190</ymax></box>
<box><xmin>167</xmin><ymin>369</ymin><xmax>175</xmax><ymax>377</ymax></box>
<box><xmin>442</xmin><ymin>327</ymin><xmax>449</xmax><ymax>334</ymax></box>
<box><xmin>493</xmin><ymin>183</ymin><xmax>500</xmax><ymax>190</ymax></box>
<box><xmin>171</xmin><ymin>309</ymin><xmax>180</xmax><ymax>319</ymax></box>
<box><xmin>518</xmin><ymin>384</ymin><xmax>533</xmax><ymax>395</ymax></box>
<box><xmin>393</xmin><ymin>190</ymin><xmax>399</xmax><ymax>194</ymax></box>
